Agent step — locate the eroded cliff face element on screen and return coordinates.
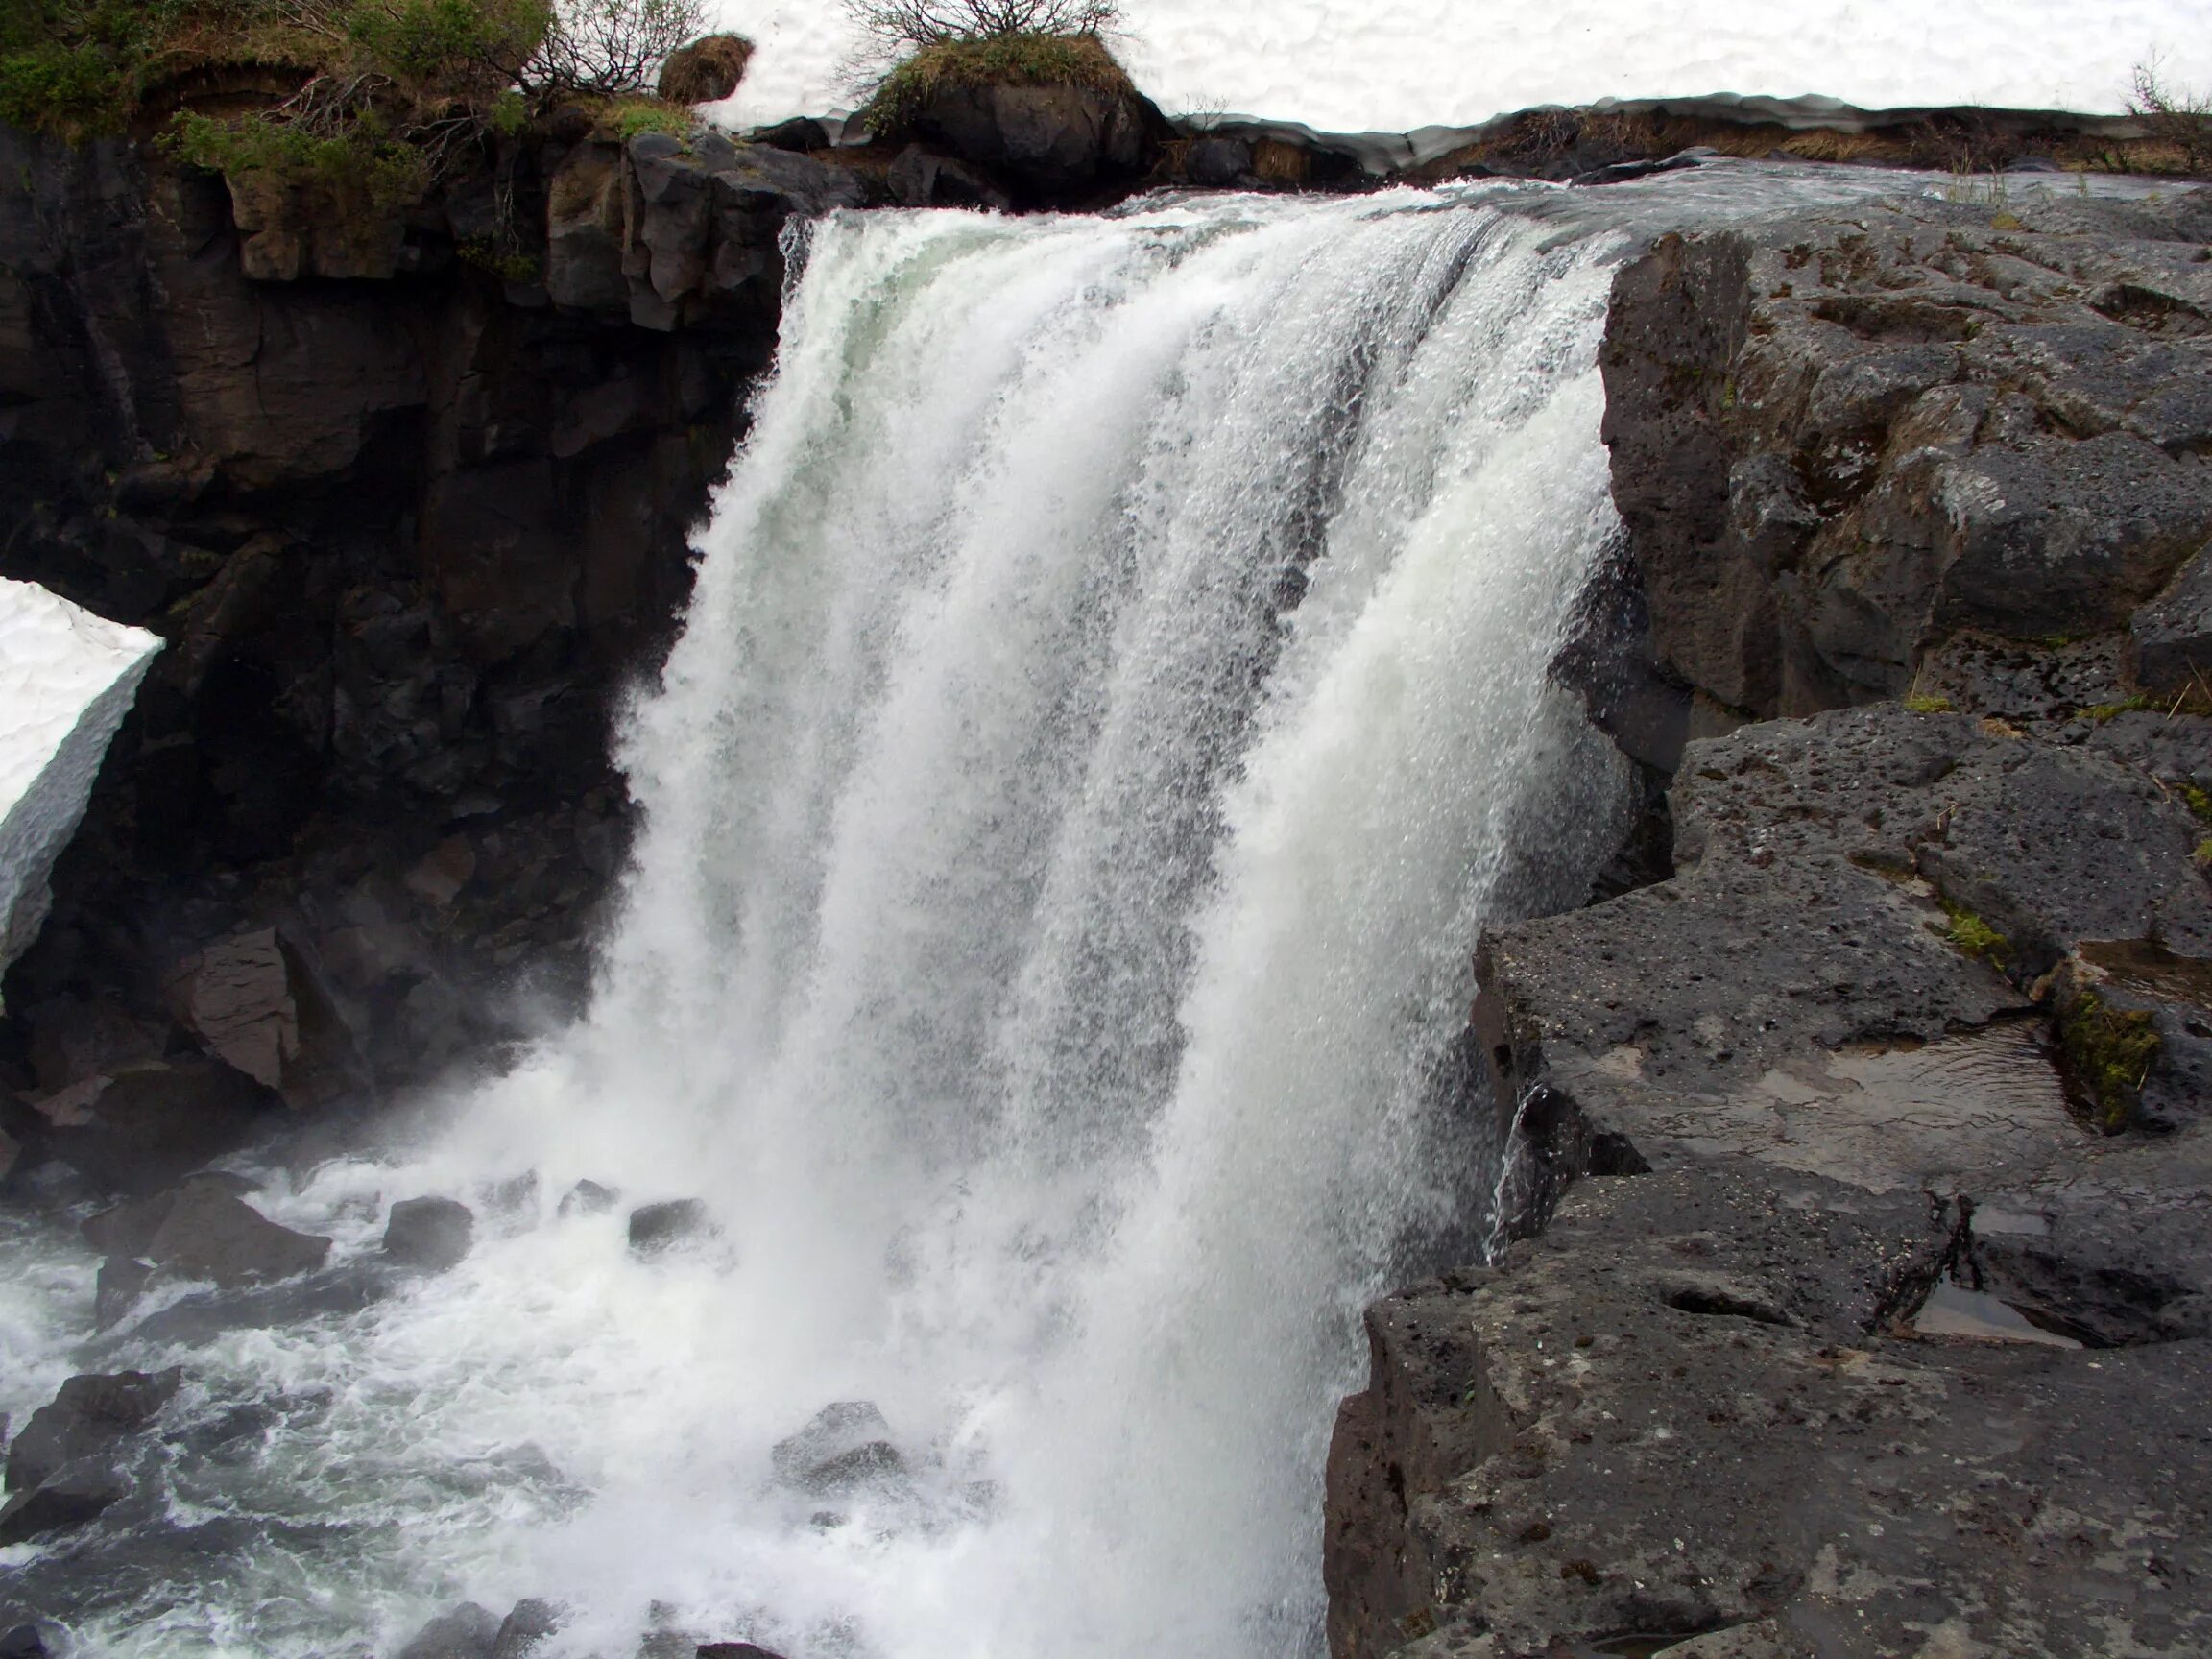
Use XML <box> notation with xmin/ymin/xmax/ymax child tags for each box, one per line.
<box><xmin>0</xmin><ymin>120</ymin><xmax>864</xmax><ymax>1167</ymax></box>
<box><xmin>1328</xmin><ymin>191</ymin><xmax>2212</xmax><ymax>1658</ymax></box>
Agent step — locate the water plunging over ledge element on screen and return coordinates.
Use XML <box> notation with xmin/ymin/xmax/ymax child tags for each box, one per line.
<box><xmin>0</xmin><ymin>168</ymin><xmax>2035</xmax><ymax>1659</ymax></box>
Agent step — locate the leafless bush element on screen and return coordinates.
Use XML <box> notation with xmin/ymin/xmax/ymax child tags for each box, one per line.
<box><xmin>847</xmin><ymin>0</ymin><xmax>1119</xmax><ymax>52</ymax></box>
<box><xmin>530</xmin><ymin>0</ymin><xmax>706</xmax><ymax>95</ymax></box>
<box><xmin>2128</xmin><ymin>56</ymin><xmax>2212</xmax><ymax>175</ymax></box>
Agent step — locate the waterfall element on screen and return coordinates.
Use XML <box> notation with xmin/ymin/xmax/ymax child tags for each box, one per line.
<box><xmin>55</xmin><ymin>186</ymin><xmax>1639</xmax><ymax>1659</ymax></box>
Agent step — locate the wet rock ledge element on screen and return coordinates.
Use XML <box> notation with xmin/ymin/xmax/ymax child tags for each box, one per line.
<box><xmin>1327</xmin><ymin>191</ymin><xmax>2212</xmax><ymax>1656</ymax></box>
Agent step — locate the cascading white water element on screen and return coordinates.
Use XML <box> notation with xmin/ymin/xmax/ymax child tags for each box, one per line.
<box><xmin>15</xmin><ymin>183</ymin><xmax>1649</xmax><ymax>1659</ymax></box>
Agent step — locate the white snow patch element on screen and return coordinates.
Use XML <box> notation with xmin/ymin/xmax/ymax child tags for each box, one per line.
<box><xmin>709</xmin><ymin>0</ymin><xmax>2211</xmax><ymax>135</ymax></box>
<box><xmin>0</xmin><ymin>579</ymin><xmax>161</xmax><ymax>1001</ymax></box>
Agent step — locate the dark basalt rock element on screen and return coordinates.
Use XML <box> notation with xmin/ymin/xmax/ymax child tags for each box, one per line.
<box><xmin>86</xmin><ymin>1176</ymin><xmax>331</xmax><ymax>1291</ymax></box>
<box><xmin>902</xmin><ymin>80</ymin><xmax>1159</xmax><ymax>203</ymax></box>
<box><xmin>6</xmin><ymin>1369</ymin><xmax>180</xmax><ymax>1495</ymax></box>
<box><xmin>382</xmin><ymin>1196</ymin><xmax>476</xmax><ymax>1272</ymax></box>
<box><xmin>35</xmin><ymin>1057</ymin><xmax>283</xmax><ymax>1196</ymax></box>
<box><xmin>397</xmin><ymin>1602</ymin><xmax>500</xmax><ymax>1659</ymax></box>
<box><xmin>2131</xmin><ymin>542</ymin><xmax>2212</xmax><ymax>695</ymax></box>
<box><xmin>886</xmin><ymin>144</ymin><xmax>1012</xmax><ymax>212</ymax></box>
<box><xmin>1183</xmin><ymin>135</ymin><xmax>1254</xmax><ymax>188</ymax></box>
<box><xmin>559</xmin><ymin>1178</ymin><xmax>620</xmax><ymax>1217</ymax></box>
<box><xmin>1328</xmin><ymin>1165</ymin><xmax>2212</xmax><ymax>1659</ymax></box>
<box><xmin>748</xmin><ymin>117</ymin><xmax>830</xmax><ymax>155</ymax></box>
<box><xmin>491</xmin><ymin>1599</ymin><xmax>562</xmax><ymax>1659</ymax></box>
<box><xmin>0</xmin><ymin>1461</ymin><xmax>132</xmax><ymax>1546</ymax></box>
<box><xmin>626</xmin><ymin>1198</ymin><xmax>716</xmax><ymax>1257</ymax></box>
<box><xmin>1599</xmin><ymin>192</ymin><xmax>2212</xmax><ymax>719</ymax></box>
<box><xmin>770</xmin><ymin>1401</ymin><xmax>907</xmax><ymax>1496</ymax></box>
<box><xmin>697</xmin><ymin>1645</ymin><xmax>789</xmax><ymax>1659</ymax></box>
<box><xmin>0</xmin><ymin>114</ymin><xmax>790</xmax><ymax>1108</ymax></box>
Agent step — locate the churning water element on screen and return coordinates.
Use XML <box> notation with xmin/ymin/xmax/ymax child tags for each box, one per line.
<box><xmin>8</xmin><ymin>174</ymin><xmax>1847</xmax><ymax>1657</ymax></box>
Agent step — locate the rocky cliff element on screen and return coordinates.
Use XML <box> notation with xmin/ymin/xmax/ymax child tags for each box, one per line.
<box><xmin>0</xmin><ymin>117</ymin><xmax>867</xmax><ymax>1182</ymax></box>
<box><xmin>1326</xmin><ymin>191</ymin><xmax>2212</xmax><ymax>1657</ymax></box>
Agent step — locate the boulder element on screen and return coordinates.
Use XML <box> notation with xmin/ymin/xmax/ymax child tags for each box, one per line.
<box><xmin>657</xmin><ymin>34</ymin><xmax>753</xmax><ymax>105</ymax></box>
<box><xmin>84</xmin><ymin>1177</ymin><xmax>331</xmax><ymax>1292</ymax></box>
<box><xmin>21</xmin><ymin>995</ymin><xmax>165</xmax><ymax>1093</ymax></box>
<box><xmin>165</xmin><ymin>928</ymin><xmax>298</xmax><ymax>1091</ymax></box>
<box><xmin>1183</xmin><ymin>136</ymin><xmax>1252</xmax><ymax>188</ymax></box>
<box><xmin>491</xmin><ymin>1599</ymin><xmax>562</xmax><ymax>1659</ymax></box>
<box><xmin>558</xmin><ymin>1178</ymin><xmax>619</xmax><ymax>1217</ymax></box>
<box><xmin>770</xmin><ymin>1402</ymin><xmax>906</xmax><ymax>1495</ymax></box>
<box><xmin>748</xmin><ymin>118</ymin><xmax>829</xmax><ymax>155</ymax></box>
<box><xmin>397</xmin><ymin>1602</ymin><xmax>500</xmax><ymax>1659</ymax></box>
<box><xmin>36</xmin><ymin>1055</ymin><xmax>283</xmax><ymax>1195</ymax></box>
<box><xmin>0</xmin><ymin>1460</ymin><xmax>132</xmax><ymax>1546</ymax></box>
<box><xmin>626</xmin><ymin>1198</ymin><xmax>716</xmax><ymax>1256</ymax></box>
<box><xmin>697</xmin><ymin>1646</ymin><xmax>787</xmax><ymax>1659</ymax></box>
<box><xmin>885</xmin><ymin>145</ymin><xmax>1011</xmax><ymax>212</ymax></box>
<box><xmin>905</xmin><ymin>80</ymin><xmax>1154</xmax><ymax>199</ymax></box>
<box><xmin>2131</xmin><ymin>541</ymin><xmax>2212</xmax><ymax>695</ymax></box>
<box><xmin>382</xmin><ymin>1196</ymin><xmax>476</xmax><ymax>1272</ymax></box>
<box><xmin>5</xmin><ymin>1368</ymin><xmax>180</xmax><ymax>1494</ymax></box>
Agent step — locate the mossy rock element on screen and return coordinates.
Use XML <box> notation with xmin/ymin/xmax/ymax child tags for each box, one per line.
<box><xmin>2057</xmin><ymin>989</ymin><xmax>2159</xmax><ymax>1135</ymax></box>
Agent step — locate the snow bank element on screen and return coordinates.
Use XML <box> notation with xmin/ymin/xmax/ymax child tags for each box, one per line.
<box><xmin>0</xmin><ymin>579</ymin><xmax>161</xmax><ymax>1002</ymax></box>
<box><xmin>713</xmin><ymin>0</ymin><xmax>2210</xmax><ymax>136</ymax></box>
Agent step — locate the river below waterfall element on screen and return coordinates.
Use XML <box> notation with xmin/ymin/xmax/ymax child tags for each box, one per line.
<box><xmin>0</xmin><ymin>164</ymin><xmax>2075</xmax><ymax>1659</ymax></box>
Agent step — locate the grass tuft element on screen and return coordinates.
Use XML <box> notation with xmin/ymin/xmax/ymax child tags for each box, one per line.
<box><xmin>1935</xmin><ymin>899</ymin><xmax>2011</xmax><ymax>967</ymax></box>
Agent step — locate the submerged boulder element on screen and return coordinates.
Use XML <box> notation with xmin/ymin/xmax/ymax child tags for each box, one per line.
<box><xmin>770</xmin><ymin>1401</ymin><xmax>908</xmax><ymax>1497</ymax></box>
<box><xmin>0</xmin><ymin>1460</ymin><xmax>132</xmax><ymax>1545</ymax></box>
<box><xmin>626</xmin><ymin>1198</ymin><xmax>716</xmax><ymax>1257</ymax></box>
<box><xmin>382</xmin><ymin>1196</ymin><xmax>476</xmax><ymax>1272</ymax></box>
<box><xmin>397</xmin><ymin>1602</ymin><xmax>500</xmax><ymax>1659</ymax></box>
<box><xmin>558</xmin><ymin>1178</ymin><xmax>619</xmax><ymax>1217</ymax></box>
<box><xmin>85</xmin><ymin>1177</ymin><xmax>331</xmax><ymax>1293</ymax></box>
<box><xmin>5</xmin><ymin>1368</ymin><xmax>180</xmax><ymax>1495</ymax></box>
<box><xmin>490</xmin><ymin>1599</ymin><xmax>562</xmax><ymax>1659</ymax></box>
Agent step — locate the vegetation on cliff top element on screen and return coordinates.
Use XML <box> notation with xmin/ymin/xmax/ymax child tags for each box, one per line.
<box><xmin>848</xmin><ymin>0</ymin><xmax>1133</xmax><ymax>138</ymax></box>
<box><xmin>2</xmin><ymin>0</ymin><xmax>709</xmax><ymax>203</ymax></box>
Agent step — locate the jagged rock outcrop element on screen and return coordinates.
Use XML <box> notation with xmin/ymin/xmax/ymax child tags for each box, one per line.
<box><xmin>1327</xmin><ymin>188</ymin><xmax>2212</xmax><ymax>1658</ymax></box>
<box><xmin>1599</xmin><ymin>191</ymin><xmax>2212</xmax><ymax>723</ymax></box>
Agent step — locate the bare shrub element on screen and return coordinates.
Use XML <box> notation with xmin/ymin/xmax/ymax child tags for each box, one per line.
<box><xmin>848</xmin><ymin>0</ymin><xmax>1119</xmax><ymax>53</ymax></box>
<box><xmin>2128</xmin><ymin>56</ymin><xmax>2212</xmax><ymax>175</ymax></box>
<box><xmin>531</xmin><ymin>0</ymin><xmax>704</xmax><ymax>95</ymax></box>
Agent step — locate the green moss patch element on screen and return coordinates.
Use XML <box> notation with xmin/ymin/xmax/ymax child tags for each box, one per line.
<box><xmin>1935</xmin><ymin>899</ymin><xmax>2011</xmax><ymax>968</ymax></box>
<box><xmin>2057</xmin><ymin>990</ymin><xmax>2160</xmax><ymax>1135</ymax></box>
<box><xmin>1903</xmin><ymin>692</ymin><xmax>1955</xmax><ymax>714</ymax></box>
<box><xmin>859</xmin><ymin>30</ymin><xmax>1132</xmax><ymax>137</ymax></box>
